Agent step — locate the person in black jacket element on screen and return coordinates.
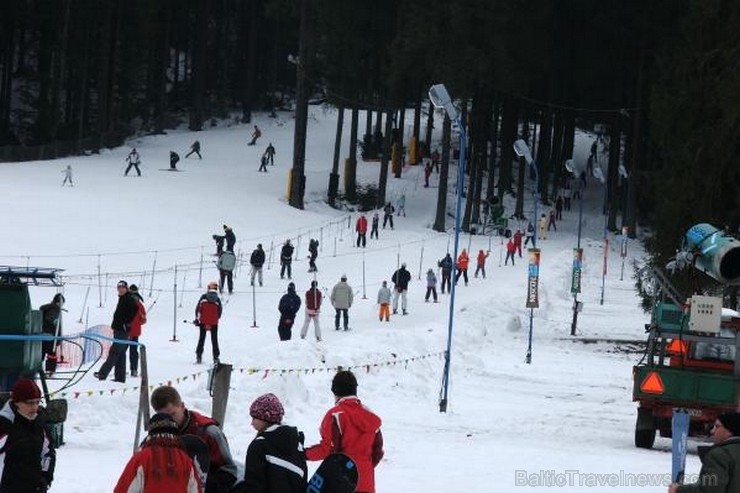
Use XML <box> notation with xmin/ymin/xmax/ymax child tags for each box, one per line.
<box><xmin>95</xmin><ymin>280</ymin><xmax>139</xmax><ymax>382</ymax></box>
<box><xmin>185</xmin><ymin>140</ymin><xmax>202</xmax><ymax>159</ymax></box>
<box><xmin>39</xmin><ymin>293</ymin><xmax>65</xmax><ymax>364</ymax></box>
<box><xmin>278</xmin><ymin>283</ymin><xmax>301</xmax><ymax>341</ymax></box>
<box><xmin>0</xmin><ymin>378</ymin><xmax>56</xmax><ymax>493</ymax></box>
<box><xmin>280</xmin><ymin>240</ymin><xmax>294</xmax><ymax>280</ymax></box>
<box><xmin>235</xmin><ymin>393</ymin><xmax>307</xmax><ymax>493</ymax></box>
<box><xmin>250</xmin><ymin>243</ymin><xmax>266</xmax><ymax>286</ymax></box>
<box><xmin>223</xmin><ymin>225</ymin><xmax>236</xmax><ymax>252</ymax></box>
<box><xmin>307</xmin><ymin>238</ymin><xmax>319</xmax><ymax>273</ymax></box>
<box><xmin>391</xmin><ymin>263</ymin><xmax>411</xmax><ymax>315</ymax></box>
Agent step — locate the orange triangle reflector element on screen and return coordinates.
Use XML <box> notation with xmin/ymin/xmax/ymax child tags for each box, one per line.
<box><xmin>640</xmin><ymin>371</ymin><xmax>665</xmax><ymax>394</ymax></box>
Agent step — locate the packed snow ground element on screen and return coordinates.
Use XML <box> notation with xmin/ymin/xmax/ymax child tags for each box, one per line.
<box><xmin>0</xmin><ymin>108</ymin><xmax>692</xmax><ymax>492</ymax></box>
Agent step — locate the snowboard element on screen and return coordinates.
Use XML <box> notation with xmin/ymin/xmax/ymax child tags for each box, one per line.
<box><xmin>158</xmin><ymin>168</ymin><xmax>184</xmax><ymax>172</ymax></box>
<box><xmin>306</xmin><ymin>453</ymin><xmax>358</xmax><ymax>493</ymax></box>
<box><xmin>671</xmin><ymin>408</ymin><xmax>690</xmax><ymax>483</ymax></box>
<box><xmin>182</xmin><ymin>434</ymin><xmax>211</xmax><ymax>487</ymax></box>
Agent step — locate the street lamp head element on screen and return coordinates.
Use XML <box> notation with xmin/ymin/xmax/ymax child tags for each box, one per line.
<box><xmin>429</xmin><ymin>84</ymin><xmax>459</xmax><ymax>121</ymax></box>
<box><xmin>513</xmin><ymin>139</ymin><xmax>533</xmax><ymax>165</ymax></box>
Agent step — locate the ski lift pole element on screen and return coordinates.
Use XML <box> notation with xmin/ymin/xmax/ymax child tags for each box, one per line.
<box><xmin>267</xmin><ymin>240</ymin><xmax>274</xmax><ymax>270</ymax></box>
<box><xmin>362</xmin><ymin>252</ymin><xmax>367</xmax><ymax>299</ymax></box>
<box><xmin>333</xmin><ymin>237</ymin><xmax>337</xmax><ymax>257</ymax></box>
<box><xmin>179</xmin><ymin>270</ymin><xmax>187</xmax><ymax>308</ymax></box>
<box><xmin>78</xmin><ymin>285</ymin><xmax>91</xmax><ymax>323</ymax></box>
<box><xmin>320</xmin><ymin>227</ymin><xmax>324</xmax><ymax>252</ymax></box>
<box><xmin>149</xmin><ymin>251</ymin><xmax>158</xmax><ymax>297</ymax></box>
<box><xmin>97</xmin><ymin>254</ymin><xmax>103</xmax><ymax>307</ymax></box>
<box><xmin>198</xmin><ymin>246</ymin><xmax>204</xmax><ymax>288</ymax></box>
<box><xmin>171</xmin><ymin>265</ymin><xmax>179</xmax><ymax>342</ymax></box>
<box><xmin>250</xmin><ymin>282</ymin><xmax>258</xmax><ymax>328</ymax></box>
<box><xmin>418</xmin><ymin>244</ymin><xmax>424</xmax><ymax>280</ymax></box>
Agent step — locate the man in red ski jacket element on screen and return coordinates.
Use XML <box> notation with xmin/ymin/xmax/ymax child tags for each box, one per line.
<box><xmin>355</xmin><ymin>215</ymin><xmax>368</xmax><ymax>248</ymax></box>
<box><xmin>151</xmin><ymin>386</ymin><xmax>237</xmax><ymax>493</ymax></box>
<box><xmin>306</xmin><ymin>371</ymin><xmax>384</xmax><ymax>493</ymax></box>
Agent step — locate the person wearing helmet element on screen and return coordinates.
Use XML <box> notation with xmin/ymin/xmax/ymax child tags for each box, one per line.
<box><xmin>194</xmin><ymin>281</ymin><xmax>223</xmax><ymax>364</ymax></box>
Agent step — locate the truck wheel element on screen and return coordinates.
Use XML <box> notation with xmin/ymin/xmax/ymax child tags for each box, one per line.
<box><xmin>635</xmin><ymin>408</ymin><xmax>656</xmax><ymax>449</ymax></box>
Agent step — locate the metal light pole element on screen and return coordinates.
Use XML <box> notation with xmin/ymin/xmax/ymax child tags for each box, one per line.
<box><xmin>513</xmin><ymin>140</ymin><xmax>539</xmax><ymax>364</ymax></box>
<box><xmin>593</xmin><ymin>167</ymin><xmax>608</xmax><ymax>305</ymax></box>
<box><xmin>430</xmin><ymin>84</ymin><xmax>466</xmax><ymax>413</ymax></box>
<box><xmin>565</xmin><ymin>159</ymin><xmax>585</xmax><ymax>336</ymax></box>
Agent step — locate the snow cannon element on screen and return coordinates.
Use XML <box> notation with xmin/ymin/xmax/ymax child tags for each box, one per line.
<box><xmin>684</xmin><ymin>223</ymin><xmax>740</xmax><ymax>285</ymax></box>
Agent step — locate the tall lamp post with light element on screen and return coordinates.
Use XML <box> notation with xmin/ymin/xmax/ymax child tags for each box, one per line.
<box><xmin>564</xmin><ymin>158</ymin><xmax>585</xmax><ymax>336</ymax></box>
<box><xmin>513</xmin><ymin>139</ymin><xmax>539</xmax><ymax>364</ymax></box>
<box><xmin>429</xmin><ymin>84</ymin><xmax>466</xmax><ymax>413</ymax></box>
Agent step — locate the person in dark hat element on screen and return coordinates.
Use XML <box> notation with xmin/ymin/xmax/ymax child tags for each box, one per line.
<box><xmin>278</xmin><ymin>282</ymin><xmax>301</xmax><ymax>341</ymax></box>
<box><xmin>669</xmin><ymin>411</ymin><xmax>740</xmax><ymax>493</ymax></box>
<box><xmin>250</xmin><ymin>243</ymin><xmax>266</xmax><ymax>287</ymax></box>
<box><xmin>114</xmin><ymin>412</ymin><xmax>202</xmax><ymax>492</ymax></box>
<box><xmin>0</xmin><ymin>378</ymin><xmax>56</xmax><ymax>492</ymax></box>
<box><xmin>306</xmin><ymin>371</ymin><xmax>384</xmax><ymax>493</ymax></box>
<box><xmin>95</xmin><ymin>279</ymin><xmax>138</xmax><ymax>382</ymax></box>
<box><xmin>237</xmin><ymin>393</ymin><xmax>307</xmax><ymax>493</ymax></box>
<box><xmin>39</xmin><ymin>293</ymin><xmax>65</xmax><ymax>370</ymax></box>
<box><xmin>223</xmin><ymin>225</ymin><xmax>236</xmax><ymax>252</ymax></box>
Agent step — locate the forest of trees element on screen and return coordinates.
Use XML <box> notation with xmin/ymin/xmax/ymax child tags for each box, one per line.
<box><xmin>1</xmin><ymin>0</ymin><xmax>739</xmax><ymax>280</ymax></box>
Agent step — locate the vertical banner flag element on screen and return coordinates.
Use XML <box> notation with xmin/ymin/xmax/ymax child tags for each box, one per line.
<box><xmin>571</xmin><ymin>248</ymin><xmax>583</xmax><ymax>295</ymax></box>
<box><xmin>526</xmin><ymin>249</ymin><xmax>541</xmax><ymax>308</ymax></box>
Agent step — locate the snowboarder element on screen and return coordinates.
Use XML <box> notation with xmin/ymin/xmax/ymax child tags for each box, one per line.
<box><xmin>280</xmin><ymin>239</ymin><xmax>294</xmax><ymax>279</ymax></box>
<box><xmin>555</xmin><ymin>195</ymin><xmax>563</xmax><ymax>220</ymax></box>
<box><xmin>124</xmin><ymin>148</ymin><xmax>142</xmax><ymax>176</ymax></box>
<box><xmin>539</xmin><ymin>214</ymin><xmax>548</xmax><ymax>240</ymax></box>
<box><xmin>438</xmin><ymin>253</ymin><xmax>453</xmax><ymax>294</ymax></box>
<box><xmin>250</xmin><ymin>243</ymin><xmax>265</xmax><ymax>287</ymax></box>
<box><xmin>305</xmin><ymin>371</ymin><xmax>384</xmax><ymax>493</ymax></box>
<box><xmin>431</xmin><ymin>148</ymin><xmax>440</xmax><ymax>173</ymax></box>
<box><xmin>308</xmin><ymin>238</ymin><xmax>319</xmax><ymax>272</ymax></box>
<box><xmin>330</xmin><ymin>275</ymin><xmax>353</xmax><ymax>331</ymax></box>
<box><xmin>61</xmin><ymin>164</ymin><xmax>73</xmax><ymax>186</ymax></box>
<box><xmin>169</xmin><ymin>151</ymin><xmax>180</xmax><ymax>170</ymax></box>
<box><xmin>377</xmin><ymin>281</ymin><xmax>392</xmax><ymax>322</ymax></box>
<box><xmin>264</xmin><ymin>142</ymin><xmax>276</xmax><ymax>165</ymax></box>
<box><xmin>382</xmin><ymin>202</ymin><xmax>395</xmax><ymax>229</ymax></box>
<box><xmin>391</xmin><ymin>263</ymin><xmax>411</xmax><ymax>315</ymax></box>
<box><xmin>212</xmin><ymin>234</ymin><xmax>225</xmax><ymax>256</ymax></box>
<box><xmin>505</xmin><ymin>239</ymin><xmax>516</xmax><ymax>266</ymax></box>
<box><xmin>217</xmin><ymin>250</ymin><xmax>236</xmax><ymax>294</ymax></box>
<box><xmin>248</xmin><ymin>125</ymin><xmax>262</xmax><ymax>146</ymax></box>
<box><xmin>475</xmin><ymin>250</ymin><xmax>490</xmax><ymax>278</ymax></box>
<box><xmin>455</xmin><ymin>249</ymin><xmax>469</xmax><ymax>286</ymax></box>
<box><xmin>258</xmin><ymin>154</ymin><xmax>268</xmax><ymax>172</ymax></box>
<box><xmin>278</xmin><ymin>282</ymin><xmax>301</xmax><ymax>341</ymax></box>
<box><xmin>185</xmin><ymin>140</ymin><xmax>202</xmax><ymax>159</ymax></box>
<box><xmin>194</xmin><ymin>281</ymin><xmax>222</xmax><ymax>364</ymax></box>
<box><xmin>300</xmin><ymin>280</ymin><xmax>322</xmax><ymax>341</ymax></box>
<box><xmin>563</xmin><ymin>182</ymin><xmax>572</xmax><ymax>211</ymax></box>
<box><xmin>370</xmin><ymin>212</ymin><xmax>380</xmax><ymax>239</ymax></box>
<box><xmin>242</xmin><ymin>394</ymin><xmax>307</xmax><ymax>493</ymax></box>
<box><xmin>356</xmin><ymin>215</ymin><xmax>368</xmax><ymax>248</ymax></box>
<box><xmin>425</xmin><ymin>268</ymin><xmax>438</xmax><ymax>303</ymax></box>
<box><xmin>424</xmin><ymin>161</ymin><xmax>433</xmax><ymax>187</ymax></box>
<box><xmin>547</xmin><ymin>209</ymin><xmax>557</xmax><ymax>232</ymax></box>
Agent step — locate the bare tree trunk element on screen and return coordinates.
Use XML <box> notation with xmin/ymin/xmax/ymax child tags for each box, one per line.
<box><xmin>345</xmin><ymin>107</ymin><xmax>359</xmax><ymax>201</ymax></box>
<box><xmin>289</xmin><ymin>0</ymin><xmax>311</xmax><ymax>210</ymax></box>
<box><xmin>377</xmin><ymin>108</ymin><xmax>394</xmax><ymax>208</ymax></box>
<box><xmin>433</xmin><ymin>116</ymin><xmax>452</xmax><ymax>232</ymax></box>
<box><xmin>328</xmin><ymin>107</ymin><xmax>344</xmax><ymax>207</ymax></box>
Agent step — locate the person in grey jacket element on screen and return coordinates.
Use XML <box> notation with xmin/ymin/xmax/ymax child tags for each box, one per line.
<box><xmin>330</xmin><ymin>275</ymin><xmax>353</xmax><ymax>331</ymax></box>
<box><xmin>670</xmin><ymin>412</ymin><xmax>740</xmax><ymax>493</ymax></box>
<box><xmin>425</xmin><ymin>268</ymin><xmax>438</xmax><ymax>303</ymax></box>
<box><xmin>217</xmin><ymin>250</ymin><xmax>237</xmax><ymax>294</ymax></box>
<box><xmin>377</xmin><ymin>281</ymin><xmax>392</xmax><ymax>322</ymax></box>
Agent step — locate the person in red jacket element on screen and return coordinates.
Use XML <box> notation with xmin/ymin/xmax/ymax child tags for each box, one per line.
<box><xmin>455</xmin><ymin>249</ymin><xmax>470</xmax><ymax>286</ymax></box>
<box><xmin>505</xmin><ymin>238</ymin><xmax>516</xmax><ymax>265</ymax></box>
<box><xmin>194</xmin><ymin>282</ymin><xmax>223</xmax><ymax>365</ymax></box>
<box><xmin>127</xmin><ymin>284</ymin><xmax>147</xmax><ymax>377</ymax></box>
<box><xmin>306</xmin><ymin>371</ymin><xmax>384</xmax><ymax>493</ymax></box>
<box><xmin>474</xmin><ymin>249</ymin><xmax>490</xmax><ymax>279</ymax></box>
<box><xmin>151</xmin><ymin>385</ymin><xmax>238</xmax><ymax>493</ymax></box>
<box><xmin>114</xmin><ymin>412</ymin><xmax>203</xmax><ymax>493</ymax></box>
<box><xmin>355</xmin><ymin>215</ymin><xmax>368</xmax><ymax>248</ymax></box>
<box><xmin>300</xmin><ymin>280</ymin><xmax>323</xmax><ymax>341</ymax></box>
